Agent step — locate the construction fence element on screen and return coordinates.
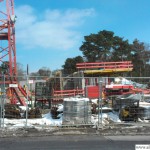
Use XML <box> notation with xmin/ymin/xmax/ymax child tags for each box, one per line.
<box><xmin>0</xmin><ymin>75</ymin><xmax>150</xmax><ymax>128</ymax></box>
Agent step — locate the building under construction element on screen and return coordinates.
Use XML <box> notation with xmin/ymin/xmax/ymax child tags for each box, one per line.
<box><xmin>0</xmin><ymin>0</ymin><xmax>150</xmax><ymax>124</ymax></box>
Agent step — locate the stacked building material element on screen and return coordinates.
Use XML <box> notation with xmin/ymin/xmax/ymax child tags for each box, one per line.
<box><xmin>35</xmin><ymin>81</ymin><xmax>50</xmax><ymax>108</ymax></box>
<box><xmin>63</xmin><ymin>97</ymin><xmax>91</xmax><ymax>125</ymax></box>
<box><xmin>113</xmin><ymin>93</ymin><xmax>142</xmax><ymax>110</ymax></box>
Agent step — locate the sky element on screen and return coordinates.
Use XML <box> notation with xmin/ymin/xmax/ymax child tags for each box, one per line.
<box><xmin>1</xmin><ymin>0</ymin><xmax>150</xmax><ymax>73</ymax></box>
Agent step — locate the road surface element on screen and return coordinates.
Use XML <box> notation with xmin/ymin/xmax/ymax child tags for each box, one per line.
<box><xmin>0</xmin><ymin>135</ymin><xmax>150</xmax><ymax>150</ymax></box>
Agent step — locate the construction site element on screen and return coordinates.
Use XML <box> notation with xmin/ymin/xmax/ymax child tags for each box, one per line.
<box><xmin>0</xmin><ymin>0</ymin><xmax>150</xmax><ymax>135</ymax></box>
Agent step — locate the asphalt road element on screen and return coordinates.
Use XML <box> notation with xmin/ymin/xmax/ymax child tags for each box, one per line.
<box><xmin>0</xmin><ymin>135</ymin><xmax>150</xmax><ymax>150</ymax></box>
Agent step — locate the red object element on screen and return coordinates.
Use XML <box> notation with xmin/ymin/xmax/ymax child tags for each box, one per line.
<box><xmin>132</xmin><ymin>88</ymin><xmax>150</xmax><ymax>94</ymax></box>
<box><xmin>0</xmin><ymin>0</ymin><xmax>17</xmax><ymax>76</ymax></box>
<box><xmin>105</xmin><ymin>84</ymin><xmax>134</xmax><ymax>89</ymax></box>
<box><xmin>105</xmin><ymin>84</ymin><xmax>134</xmax><ymax>96</ymax></box>
<box><xmin>51</xmin><ymin>89</ymin><xmax>84</xmax><ymax>103</ymax></box>
<box><xmin>76</xmin><ymin>61</ymin><xmax>133</xmax><ymax>70</ymax></box>
<box><xmin>86</xmin><ymin>86</ymin><xmax>102</xmax><ymax>99</ymax></box>
<box><xmin>0</xmin><ymin>0</ymin><xmax>28</xmax><ymax>106</ymax></box>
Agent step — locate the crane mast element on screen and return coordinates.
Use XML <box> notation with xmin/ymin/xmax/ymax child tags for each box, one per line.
<box><xmin>0</xmin><ymin>0</ymin><xmax>17</xmax><ymax>77</ymax></box>
<box><xmin>0</xmin><ymin>0</ymin><xmax>27</xmax><ymax>105</ymax></box>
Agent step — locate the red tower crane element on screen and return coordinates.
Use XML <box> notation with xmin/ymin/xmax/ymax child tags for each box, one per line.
<box><xmin>0</xmin><ymin>0</ymin><xmax>17</xmax><ymax>76</ymax></box>
<box><xmin>0</xmin><ymin>0</ymin><xmax>27</xmax><ymax>106</ymax></box>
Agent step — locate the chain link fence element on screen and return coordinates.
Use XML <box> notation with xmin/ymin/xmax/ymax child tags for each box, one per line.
<box><xmin>0</xmin><ymin>75</ymin><xmax>150</xmax><ymax>129</ymax></box>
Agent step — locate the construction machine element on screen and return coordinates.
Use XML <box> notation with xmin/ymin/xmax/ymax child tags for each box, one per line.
<box><xmin>0</xmin><ymin>0</ymin><xmax>31</xmax><ymax>106</ymax></box>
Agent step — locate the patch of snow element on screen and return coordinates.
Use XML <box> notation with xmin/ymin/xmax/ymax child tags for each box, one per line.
<box><xmin>12</xmin><ymin>123</ymin><xmax>34</xmax><ymax>128</ymax></box>
<box><xmin>42</xmin><ymin>113</ymin><xmax>62</xmax><ymax>126</ymax></box>
<box><xmin>101</xmin><ymin>107</ymin><xmax>112</xmax><ymax>110</ymax></box>
<box><xmin>91</xmin><ymin>99</ymin><xmax>98</xmax><ymax>104</ymax></box>
<box><xmin>96</xmin><ymin>106</ymin><xmax>112</xmax><ymax>111</ymax></box>
<box><xmin>4</xmin><ymin>113</ymin><xmax>62</xmax><ymax>128</ymax></box>
<box><xmin>143</xmin><ymin>119</ymin><xmax>149</xmax><ymax>123</ymax></box>
<box><xmin>138</xmin><ymin>118</ymin><xmax>144</xmax><ymax>122</ymax></box>
<box><xmin>121</xmin><ymin>78</ymin><xmax>132</xmax><ymax>85</ymax></box>
<box><xmin>57</xmin><ymin>104</ymin><xmax>63</xmax><ymax>112</ymax></box>
<box><xmin>107</xmin><ymin>112</ymin><xmax>121</xmax><ymax>123</ymax></box>
<box><xmin>91</xmin><ymin>114</ymin><xmax>109</xmax><ymax>127</ymax></box>
<box><xmin>139</xmin><ymin>102</ymin><xmax>150</xmax><ymax>108</ymax></box>
<box><xmin>91</xmin><ymin>111</ymin><xmax>121</xmax><ymax>127</ymax></box>
<box><xmin>19</xmin><ymin>106</ymin><xmax>27</xmax><ymax>111</ymax></box>
<box><xmin>64</xmin><ymin>97</ymin><xmax>89</xmax><ymax>102</ymax></box>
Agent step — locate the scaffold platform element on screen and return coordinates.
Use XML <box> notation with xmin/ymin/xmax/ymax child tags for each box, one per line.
<box><xmin>76</xmin><ymin>61</ymin><xmax>133</xmax><ymax>75</ymax></box>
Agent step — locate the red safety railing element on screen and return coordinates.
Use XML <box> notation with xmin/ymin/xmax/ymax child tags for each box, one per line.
<box><xmin>76</xmin><ymin>61</ymin><xmax>133</xmax><ymax>70</ymax></box>
<box><xmin>51</xmin><ymin>89</ymin><xmax>84</xmax><ymax>103</ymax></box>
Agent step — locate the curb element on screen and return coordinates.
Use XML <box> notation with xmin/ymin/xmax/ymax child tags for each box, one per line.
<box><xmin>0</xmin><ymin>126</ymin><xmax>150</xmax><ymax>138</ymax></box>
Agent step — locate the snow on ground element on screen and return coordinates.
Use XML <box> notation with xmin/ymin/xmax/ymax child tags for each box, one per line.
<box><xmin>91</xmin><ymin>113</ymin><xmax>109</xmax><ymax>125</ymax></box>
<box><xmin>64</xmin><ymin>97</ymin><xmax>90</xmax><ymax>101</ymax></box>
<box><xmin>42</xmin><ymin>113</ymin><xmax>62</xmax><ymax>126</ymax></box>
<box><xmin>91</xmin><ymin>111</ymin><xmax>121</xmax><ymax>127</ymax></box>
<box><xmin>3</xmin><ymin>113</ymin><xmax>62</xmax><ymax>128</ymax></box>
<box><xmin>139</xmin><ymin>102</ymin><xmax>150</xmax><ymax>108</ymax></box>
<box><xmin>2</xmin><ymin>104</ymin><xmax>136</xmax><ymax>128</ymax></box>
<box><xmin>91</xmin><ymin>99</ymin><xmax>98</xmax><ymax>104</ymax></box>
<box><xmin>3</xmin><ymin>110</ymin><xmax>121</xmax><ymax>128</ymax></box>
<box><xmin>57</xmin><ymin>104</ymin><xmax>63</xmax><ymax>112</ymax></box>
<box><xmin>19</xmin><ymin>106</ymin><xmax>29</xmax><ymax>111</ymax></box>
<box><xmin>107</xmin><ymin>112</ymin><xmax>121</xmax><ymax>122</ymax></box>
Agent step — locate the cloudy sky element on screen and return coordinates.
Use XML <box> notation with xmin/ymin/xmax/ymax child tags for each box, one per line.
<box><xmin>1</xmin><ymin>0</ymin><xmax>150</xmax><ymax>72</ymax></box>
